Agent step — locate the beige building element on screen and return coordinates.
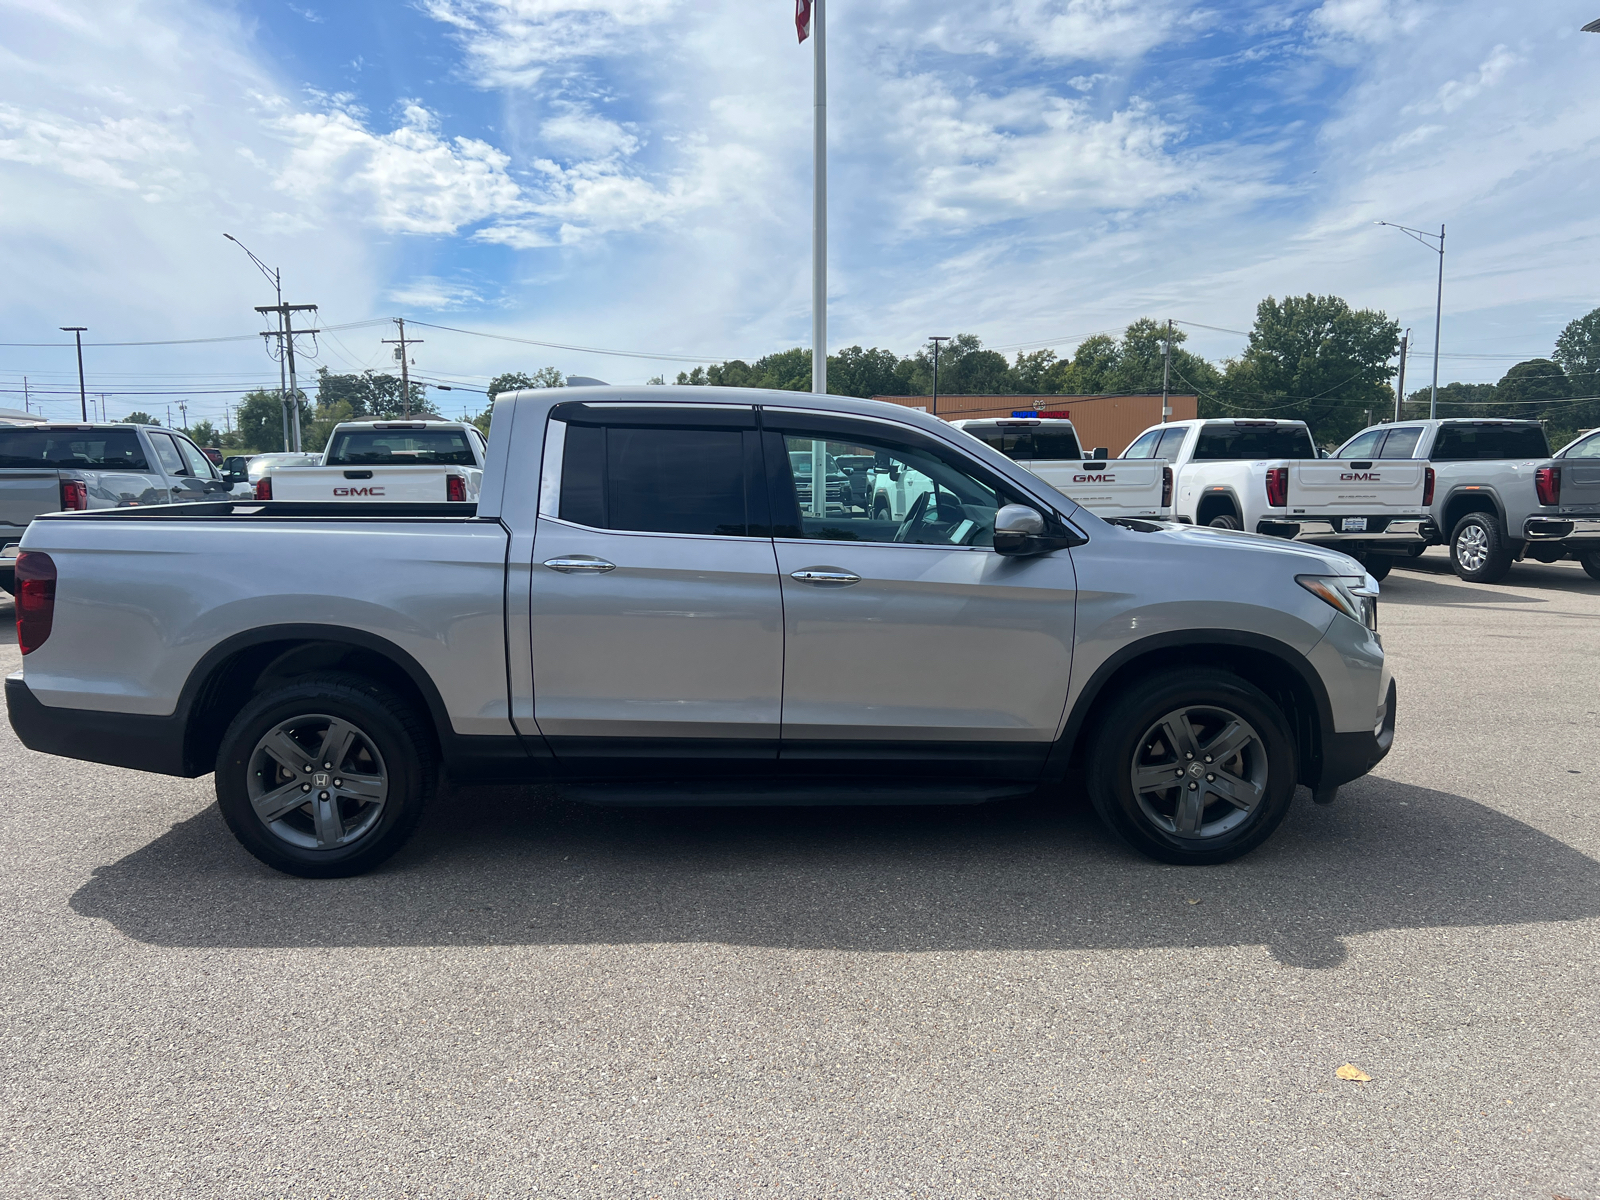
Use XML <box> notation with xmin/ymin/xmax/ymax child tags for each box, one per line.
<box><xmin>871</xmin><ymin>393</ymin><xmax>1198</xmax><ymax>457</ymax></box>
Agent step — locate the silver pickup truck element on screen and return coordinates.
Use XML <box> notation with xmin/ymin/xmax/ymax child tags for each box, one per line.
<box><xmin>6</xmin><ymin>387</ymin><xmax>1396</xmax><ymax>877</ymax></box>
<box><xmin>0</xmin><ymin>421</ymin><xmax>234</xmax><ymax>592</ymax></box>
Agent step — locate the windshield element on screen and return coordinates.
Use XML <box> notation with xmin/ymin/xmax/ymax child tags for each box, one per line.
<box><xmin>963</xmin><ymin>424</ymin><xmax>1083</xmax><ymax>461</ymax></box>
<box><xmin>1192</xmin><ymin>423</ymin><xmax>1318</xmax><ymax>461</ymax></box>
<box><xmin>0</xmin><ymin>427</ymin><xmax>150</xmax><ymax>471</ymax></box>
<box><xmin>325</xmin><ymin>428</ymin><xmax>477</xmax><ymax>466</ymax></box>
<box><xmin>789</xmin><ymin>451</ymin><xmax>843</xmax><ymax>475</ymax></box>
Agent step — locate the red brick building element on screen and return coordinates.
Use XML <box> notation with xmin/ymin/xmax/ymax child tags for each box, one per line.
<box><xmin>871</xmin><ymin>393</ymin><xmax>1197</xmax><ymax>457</ymax></box>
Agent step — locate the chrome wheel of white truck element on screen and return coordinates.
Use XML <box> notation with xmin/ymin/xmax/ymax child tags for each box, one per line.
<box><xmin>215</xmin><ymin>674</ymin><xmax>434</xmax><ymax>878</ymax></box>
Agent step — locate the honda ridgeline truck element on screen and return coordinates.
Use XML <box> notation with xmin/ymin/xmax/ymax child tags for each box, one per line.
<box><xmin>1138</xmin><ymin>418</ymin><xmax>1432</xmax><ymax>579</ymax></box>
<box><xmin>256</xmin><ymin>420</ymin><xmax>487</xmax><ymax>504</ymax></box>
<box><xmin>949</xmin><ymin>417</ymin><xmax>1170</xmax><ymax>519</ymax></box>
<box><xmin>7</xmin><ymin>388</ymin><xmax>1396</xmax><ymax>878</ymax></box>
<box><xmin>1334</xmin><ymin>418</ymin><xmax>1576</xmax><ymax>584</ymax></box>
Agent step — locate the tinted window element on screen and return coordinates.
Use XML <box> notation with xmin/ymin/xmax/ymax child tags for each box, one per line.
<box><xmin>147</xmin><ymin>432</ymin><xmax>187</xmax><ymax>475</ymax></box>
<box><xmin>963</xmin><ymin>423</ymin><xmax>1082</xmax><ymax>462</ymax></box>
<box><xmin>1153</xmin><ymin>427</ymin><xmax>1188</xmax><ymax>460</ymax></box>
<box><xmin>559</xmin><ymin>424</ymin><xmax>749</xmax><ymax>536</ymax></box>
<box><xmin>772</xmin><ymin>428</ymin><xmax>1018</xmax><ymax>547</ymax></box>
<box><xmin>1339</xmin><ymin>430</ymin><xmax>1384</xmax><ymax>459</ymax></box>
<box><xmin>1431</xmin><ymin>423</ymin><xmax>1549</xmax><ymax>462</ymax></box>
<box><xmin>1564</xmin><ymin>433</ymin><xmax>1600</xmax><ymax>460</ymax></box>
<box><xmin>0</xmin><ymin>427</ymin><xmax>150</xmax><ymax>471</ymax></box>
<box><xmin>1192</xmin><ymin>423</ymin><xmax>1318</xmax><ymax>461</ymax></box>
<box><xmin>175</xmin><ymin>436</ymin><xmax>216</xmax><ymax>479</ymax></box>
<box><xmin>1377</xmin><ymin>427</ymin><xmax>1423</xmax><ymax>459</ymax></box>
<box><xmin>326</xmin><ymin>428</ymin><xmax>477</xmax><ymax>466</ymax></box>
<box><xmin>1122</xmin><ymin>430</ymin><xmax>1160</xmax><ymax>459</ymax></box>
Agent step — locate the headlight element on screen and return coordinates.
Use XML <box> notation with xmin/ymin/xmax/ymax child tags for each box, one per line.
<box><xmin>1297</xmin><ymin>573</ymin><xmax>1379</xmax><ymax>632</ymax></box>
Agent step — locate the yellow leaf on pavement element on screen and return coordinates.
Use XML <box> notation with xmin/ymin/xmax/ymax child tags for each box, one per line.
<box><xmin>1335</xmin><ymin>1063</ymin><xmax>1372</xmax><ymax>1082</ymax></box>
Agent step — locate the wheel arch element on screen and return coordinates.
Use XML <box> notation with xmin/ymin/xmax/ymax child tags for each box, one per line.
<box><xmin>1440</xmin><ymin>486</ymin><xmax>1505</xmax><ymax>535</ymax></box>
<box><xmin>1195</xmin><ymin>488</ymin><xmax>1243</xmax><ymax>526</ymax></box>
<box><xmin>176</xmin><ymin>625</ymin><xmax>451</xmax><ymax>776</ymax></box>
<box><xmin>1046</xmin><ymin>630</ymin><xmax>1335</xmax><ymax>790</ymax></box>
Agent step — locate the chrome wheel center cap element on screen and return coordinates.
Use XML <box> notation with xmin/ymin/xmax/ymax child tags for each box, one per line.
<box><xmin>313</xmin><ymin>772</ymin><xmax>331</xmax><ymax>788</ymax></box>
<box><xmin>1188</xmin><ymin>762</ymin><xmax>1206</xmax><ymax>779</ymax></box>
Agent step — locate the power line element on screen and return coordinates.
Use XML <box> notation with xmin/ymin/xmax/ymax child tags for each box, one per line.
<box><xmin>404</xmin><ymin>321</ymin><xmax>733</xmax><ymax>364</ymax></box>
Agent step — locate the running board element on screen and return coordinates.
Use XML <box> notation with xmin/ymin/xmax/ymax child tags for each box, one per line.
<box><xmin>562</xmin><ymin>780</ymin><xmax>1036</xmax><ymax>807</ymax></box>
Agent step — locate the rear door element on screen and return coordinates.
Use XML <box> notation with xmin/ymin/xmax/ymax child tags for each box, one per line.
<box><xmin>145</xmin><ymin>431</ymin><xmax>211</xmax><ymax>503</ymax></box>
<box><xmin>1559</xmin><ymin>433</ymin><xmax>1600</xmax><ymax>510</ymax></box>
<box><xmin>762</xmin><ymin>412</ymin><xmax>1077</xmax><ymax>782</ymax></box>
<box><xmin>528</xmin><ymin>402</ymin><xmax>784</xmax><ymax>770</ymax></box>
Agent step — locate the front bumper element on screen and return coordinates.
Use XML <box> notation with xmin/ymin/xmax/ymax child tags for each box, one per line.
<box><xmin>1256</xmin><ymin>517</ymin><xmax>1432</xmax><ymax>550</ymax></box>
<box><xmin>1524</xmin><ymin>515</ymin><xmax>1600</xmax><ymax>548</ymax></box>
<box><xmin>5</xmin><ymin>674</ymin><xmax>197</xmax><ymax>777</ymax></box>
<box><xmin>1315</xmin><ymin>678</ymin><xmax>1397</xmax><ymax>790</ymax></box>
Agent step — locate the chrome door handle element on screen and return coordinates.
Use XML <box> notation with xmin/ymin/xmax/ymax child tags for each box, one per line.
<box><xmin>790</xmin><ymin>568</ymin><xmax>861</xmax><ymax>585</ymax></box>
<box><xmin>543</xmin><ymin>556</ymin><xmax>616</xmax><ymax>573</ymax></box>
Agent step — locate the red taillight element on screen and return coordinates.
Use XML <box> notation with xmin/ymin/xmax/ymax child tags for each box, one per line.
<box><xmin>1161</xmin><ymin>465</ymin><xmax>1173</xmax><ymax>508</ymax></box>
<box><xmin>1535</xmin><ymin>465</ymin><xmax>1560</xmax><ymax>507</ymax></box>
<box><xmin>60</xmin><ymin>479</ymin><xmax>87</xmax><ymax>510</ymax></box>
<box><xmin>1423</xmin><ymin>466</ymin><xmax>1436</xmax><ymax>507</ymax></box>
<box><xmin>15</xmin><ymin>550</ymin><xmax>56</xmax><ymax>655</ymax></box>
<box><xmin>254</xmin><ymin>477</ymin><xmax>272</xmax><ymax>501</ymax></box>
<box><xmin>1265</xmin><ymin>466</ymin><xmax>1288</xmax><ymax>508</ymax></box>
<box><xmin>446</xmin><ymin>475</ymin><xmax>467</xmax><ymax>502</ymax></box>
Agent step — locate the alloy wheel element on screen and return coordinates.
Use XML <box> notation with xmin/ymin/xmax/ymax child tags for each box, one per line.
<box><xmin>1455</xmin><ymin>523</ymin><xmax>1490</xmax><ymax>572</ymax></box>
<box><xmin>246</xmin><ymin>713</ymin><xmax>389</xmax><ymax>851</ymax></box>
<box><xmin>1129</xmin><ymin>705</ymin><xmax>1268</xmax><ymax>840</ymax></box>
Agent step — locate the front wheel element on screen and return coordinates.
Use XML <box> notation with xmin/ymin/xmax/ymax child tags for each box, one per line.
<box><xmin>1086</xmin><ymin>669</ymin><xmax>1297</xmax><ymax>865</ymax></box>
<box><xmin>215</xmin><ymin>673</ymin><xmax>435</xmax><ymax>878</ymax></box>
<box><xmin>1449</xmin><ymin>512</ymin><xmax>1513</xmax><ymax>584</ymax></box>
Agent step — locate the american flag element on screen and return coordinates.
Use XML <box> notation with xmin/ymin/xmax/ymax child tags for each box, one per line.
<box><xmin>796</xmin><ymin>0</ymin><xmax>813</xmax><ymax>43</ymax></box>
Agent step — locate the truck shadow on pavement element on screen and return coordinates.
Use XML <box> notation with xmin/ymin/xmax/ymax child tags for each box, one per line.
<box><xmin>70</xmin><ymin>772</ymin><xmax>1600</xmax><ymax>970</ymax></box>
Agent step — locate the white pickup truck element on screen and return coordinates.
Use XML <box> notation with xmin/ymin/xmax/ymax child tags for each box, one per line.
<box><xmin>1131</xmin><ymin>418</ymin><xmax>1432</xmax><ymax>579</ymax></box>
<box><xmin>256</xmin><ymin>420</ymin><xmax>487</xmax><ymax>504</ymax></box>
<box><xmin>949</xmin><ymin>418</ymin><xmax>1169</xmax><ymax>519</ymax></box>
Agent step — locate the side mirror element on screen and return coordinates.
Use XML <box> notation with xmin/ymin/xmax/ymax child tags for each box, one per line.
<box><xmin>1092</xmin><ymin>447</ymin><xmax>1110</xmax><ymax>460</ymax></box>
<box><xmin>993</xmin><ymin>504</ymin><xmax>1046</xmax><ymax>555</ymax></box>
<box><xmin>224</xmin><ymin>470</ymin><xmax>247</xmax><ymax>485</ymax></box>
<box><xmin>890</xmin><ymin>465</ymin><xmax>902</xmax><ymax>482</ymax></box>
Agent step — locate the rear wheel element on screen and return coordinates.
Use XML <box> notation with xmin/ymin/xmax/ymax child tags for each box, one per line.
<box><xmin>1086</xmin><ymin>669</ymin><xmax>1296</xmax><ymax>865</ymax></box>
<box><xmin>1449</xmin><ymin>511</ymin><xmax>1513</xmax><ymax>584</ymax></box>
<box><xmin>1207</xmin><ymin>513</ymin><xmax>1242</xmax><ymax>530</ymax></box>
<box><xmin>1581</xmin><ymin>551</ymin><xmax>1600</xmax><ymax>582</ymax></box>
<box><xmin>215</xmin><ymin>673</ymin><xmax>435</xmax><ymax>878</ymax></box>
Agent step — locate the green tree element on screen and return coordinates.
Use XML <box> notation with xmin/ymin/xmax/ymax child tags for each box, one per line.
<box><xmin>1553</xmin><ymin>306</ymin><xmax>1600</xmax><ymax>439</ymax></box>
<box><xmin>1214</xmin><ymin>295</ymin><xmax>1399</xmax><ymax>442</ymax></box>
<box><xmin>120</xmin><ymin>412</ymin><xmax>159</xmax><ymax>426</ymax></box>
<box><xmin>235</xmin><ymin>389</ymin><xmax>306</xmax><ymax>453</ymax></box>
<box><xmin>828</xmin><ymin>346</ymin><xmax>908</xmax><ymax>398</ymax></box>
<box><xmin>1406</xmin><ymin>381</ymin><xmax>1497</xmax><ymax>419</ymax></box>
<box><xmin>315</xmin><ymin>368</ymin><xmax>434</xmax><ymax>420</ymax></box>
<box><xmin>187</xmin><ymin>419</ymin><xmax>220</xmax><ymax>447</ymax></box>
<box><xmin>488</xmin><ymin>368</ymin><xmax>564</xmax><ymax>398</ymax></box>
<box><xmin>1494</xmin><ymin>359</ymin><xmax>1571</xmax><ymax>422</ymax></box>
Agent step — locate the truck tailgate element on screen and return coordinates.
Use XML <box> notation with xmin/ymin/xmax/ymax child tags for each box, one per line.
<box><xmin>1286</xmin><ymin>460</ymin><xmax>1427</xmax><ymax>514</ymax></box>
<box><xmin>1027</xmin><ymin>460</ymin><xmax>1166</xmax><ymax>517</ymax></box>
<box><xmin>0</xmin><ymin>470</ymin><xmax>62</xmax><ymax>537</ymax></box>
<box><xmin>265</xmin><ymin>466</ymin><xmax>477</xmax><ymax>503</ymax></box>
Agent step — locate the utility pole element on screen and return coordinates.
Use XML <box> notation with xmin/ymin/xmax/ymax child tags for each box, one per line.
<box><xmin>60</xmin><ymin>327</ymin><xmax>87</xmax><ymax>421</ymax></box>
<box><xmin>166</xmin><ymin>404</ymin><xmax>173</xmax><ymax>429</ymax></box>
<box><xmin>178</xmin><ymin>400</ymin><xmax>188</xmax><ymax>432</ymax></box>
<box><xmin>382</xmin><ymin>318</ymin><xmax>423</xmax><ymax>419</ymax></box>
<box><xmin>805</xmin><ymin>0</ymin><xmax>827</xmax><ymax>395</ymax></box>
<box><xmin>97</xmin><ymin>394</ymin><xmax>109</xmax><ymax>422</ymax></box>
<box><xmin>22</xmin><ymin>377</ymin><xmax>29</xmax><ymax>415</ymax></box>
<box><xmin>256</xmin><ymin>302</ymin><xmax>318</xmax><ymax>450</ymax></box>
<box><xmin>1375</xmin><ymin>221</ymin><xmax>1444</xmax><ymax>419</ymax></box>
<box><xmin>1161</xmin><ymin>319</ymin><xmax>1173</xmax><ymax>423</ymax></box>
<box><xmin>929</xmin><ymin>336</ymin><xmax>950</xmax><ymax>417</ymax></box>
<box><xmin>1394</xmin><ymin>330</ymin><xmax>1409</xmax><ymax>421</ymax></box>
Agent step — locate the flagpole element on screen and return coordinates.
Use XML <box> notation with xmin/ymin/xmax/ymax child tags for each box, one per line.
<box><xmin>811</xmin><ymin>0</ymin><xmax>827</xmax><ymax>395</ymax></box>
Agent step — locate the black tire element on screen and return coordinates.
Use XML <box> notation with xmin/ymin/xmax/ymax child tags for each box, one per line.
<box><xmin>215</xmin><ymin>673</ymin><xmax>435</xmax><ymax>878</ymax></box>
<box><xmin>1086</xmin><ymin>668</ymin><xmax>1297</xmax><ymax>865</ymax></box>
<box><xmin>1207</xmin><ymin>513</ymin><xmax>1242</xmax><ymax>530</ymax></box>
<box><xmin>1362</xmin><ymin>556</ymin><xmax>1392</xmax><ymax>581</ymax></box>
<box><xmin>1448</xmin><ymin>511</ymin><xmax>1513</xmax><ymax>584</ymax></box>
<box><xmin>1581</xmin><ymin>552</ymin><xmax>1600</xmax><ymax>582</ymax></box>
<box><xmin>1406</xmin><ymin>543</ymin><xmax>1428</xmax><ymax>557</ymax></box>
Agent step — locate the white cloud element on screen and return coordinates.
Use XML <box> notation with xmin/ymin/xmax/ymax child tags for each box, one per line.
<box><xmin>0</xmin><ymin>104</ymin><xmax>196</xmax><ymax>197</ymax></box>
<box><xmin>271</xmin><ymin>102</ymin><xmax>527</xmax><ymax>234</ymax></box>
<box><xmin>1431</xmin><ymin>45</ymin><xmax>1520</xmax><ymax>114</ymax></box>
<box><xmin>387</xmin><ymin>277</ymin><xmax>486</xmax><ymax>308</ymax></box>
<box><xmin>1310</xmin><ymin>0</ymin><xmax>1423</xmax><ymax>44</ymax></box>
<box><xmin>419</xmin><ymin>0</ymin><xmax>678</xmax><ymax>89</ymax></box>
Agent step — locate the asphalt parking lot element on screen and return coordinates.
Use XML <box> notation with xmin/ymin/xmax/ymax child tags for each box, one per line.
<box><xmin>1</xmin><ymin>550</ymin><xmax>1597</xmax><ymax>1199</ymax></box>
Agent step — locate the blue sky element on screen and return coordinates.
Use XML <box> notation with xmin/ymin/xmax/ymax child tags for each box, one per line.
<box><xmin>2</xmin><ymin>0</ymin><xmax>1598</xmax><ymax>428</ymax></box>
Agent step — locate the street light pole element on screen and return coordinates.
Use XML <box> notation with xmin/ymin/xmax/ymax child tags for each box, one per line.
<box><xmin>1376</xmin><ymin>221</ymin><xmax>1445</xmax><ymax>419</ymax></box>
<box><xmin>225</xmin><ymin>234</ymin><xmax>293</xmax><ymax>450</ymax></box>
<box><xmin>60</xmin><ymin>327</ymin><xmax>87</xmax><ymax>421</ymax></box>
<box><xmin>929</xmin><ymin>336</ymin><xmax>950</xmax><ymax>417</ymax></box>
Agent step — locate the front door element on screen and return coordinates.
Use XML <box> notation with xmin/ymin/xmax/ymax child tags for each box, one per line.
<box><xmin>762</xmin><ymin>414</ymin><xmax>1078</xmax><ymax>782</ymax></box>
<box><xmin>529</xmin><ymin>402</ymin><xmax>784</xmax><ymax>772</ymax></box>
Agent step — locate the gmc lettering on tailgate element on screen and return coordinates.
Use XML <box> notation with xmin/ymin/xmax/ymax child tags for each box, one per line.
<box><xmin>1072</xmin><ymin>473</ymin><xmax>1114</xmax><ymax>483</ymax></box>
<box><xmin>333</xmin><ymin>486</ymin><xmax>386</xmax><ymax>497</ymax></box>
<box><xmin>1340</xmin><ymin>472</ymin><xmax>1380</xmax><ymax>482</ymax></box>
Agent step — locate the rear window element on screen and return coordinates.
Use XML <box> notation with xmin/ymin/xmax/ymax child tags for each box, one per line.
<box><xmin>1431</xmin><ymin>423</ymin><xmax>1550</xmax><ymax>462</ymax></box>
<box><xmin>0</xmin><ymin>427</ymin><xmax>150</xmax><ymax>471</ymax></box>
<box><xmin>964</xmin><ymin>424</ymin><xmax>1083</xmax><ymax>462</ymax></box>
<box><xmin>1191</xmin><ymin>423</ymin><xmax>1317</xmax><ymax>461</ymax></box>
<box><xmin>325</xmin><ymin>427</ymin><xmax>477</xmax><ymax>466</ymax></box>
